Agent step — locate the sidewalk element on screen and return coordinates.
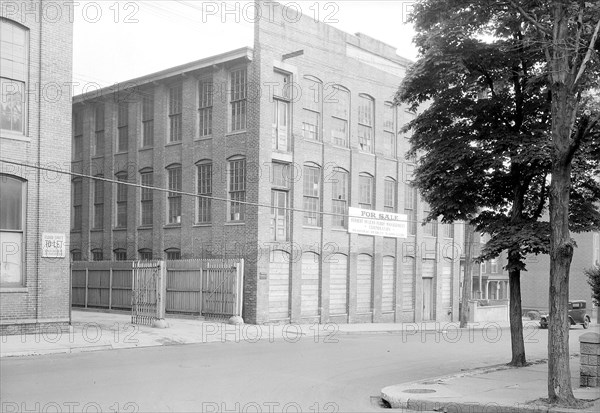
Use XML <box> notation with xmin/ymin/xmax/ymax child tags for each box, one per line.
<box><xmin>0</xmin><ymin>309</ymin><xmax>539</xmax><ymax>358</ymax></box>
<box><xmin>381</xmin><ymin>355</ymin><xmax>600</xmax><ymax>413</ymax></box>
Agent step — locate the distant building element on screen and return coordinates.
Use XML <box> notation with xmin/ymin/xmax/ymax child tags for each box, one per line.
<box><xmin>0</xmin><ymin>1</ymin><xmax>73</xmax><ymax>334</ymax></box>
<box><xmin>521</xmin><ymin>231</ymin><xmax>599</xmax><ymax>312</ymax></box>
<box><xmin>69</xmin><ymin>2</ymin><xmax>462</xmax><ymax>324</ymax></box>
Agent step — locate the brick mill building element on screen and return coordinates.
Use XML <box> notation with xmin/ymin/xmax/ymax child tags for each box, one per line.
<box><xmin>0</xmin><ymin>1</ymin><xmax>73</xmax><ymax>333</ymax></box>
<box><xmin>69</xmin><ymin>3</ymin><xmax>464</xmax><ymax>324</ymax></box>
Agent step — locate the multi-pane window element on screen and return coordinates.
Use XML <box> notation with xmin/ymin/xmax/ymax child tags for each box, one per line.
<box><xmin>228</xmin><ymin>158</ymin><xmax>246</xmax><ymax>221</ymax></box>
<box><xmin>166</xmin><ymin>249</ymin><xmax>181</xmax><ymax>260</ymax></box>
<box><xmin>73</xmin><ymin>109</ymin><xmax>83</xmax><ymax>160</ymax></box>
<box><xmin>114</xmin><ymin>249</ymin><xmax>127</xmax><ymax>261</ymax></box>
<box><xmin>142</xmin><ymin>92</ymin><xmax>154</xmax><ymax>147</ymax></box>
<box><xmin>331</xmin><ymin>168</ymin><xmax>348</xmax><ymax>227</ymax></box>
<box><xmin>139</xmin><ymin>249</ymin><xmax>153</xmax><ymax>261</ymax></box>
<box><xmin>481</xmin><ymin>261</ymin><xmax>487</xmax><ymax>274</ymax></box>
<box><xmin>0</xmin><ymin>19</ymin><xmax>28</xmax><ymax>134</ymax></box>
<box><xmin>303</xmin><ymin>165</ymin><xmax>321</xmax><ymax>226</ymax></box>
<box><xmin>271</xmin><ymin>162</ymin><xmax>290</xmax><ymax>241</ymax></box>
<box><xmin>71</xmin><ymin>250</ymin><xmax>82</xmax><ymax>261</ymax></box>
<box><xmin>167</xmin><ymin>166</ymin><xmax>182</xmax><ymax>224</ymax></box>
<box><xmin>383</xmin><ymin>102</ymin><xmax>396</xmax><ymax>158</ymax></box>
<box><xmin>358</xmin><ymin>95</ymin><xmax>374</xmax><ymax>153</ymax></box>
<box><xmin>169</xmin><ymin>84</ymin><xmax>182</xmax><ymax>142</ymax></box>
<box><xmin>93</xmin><ymin>104</ymin><xmax>105</xmax><ymax>156</ymax></box>
<box><xmin>93</xmin><ymin>176</ymin><xmax>104</xmax><ymax>229</ymax></box>
<box><xmin>272</xmin><ymin>99</ymin><xmax>289</xmax><ymax>151</ymax></box>
<box><xmin>91</xmin><ymin>249</ymin><xmax>103</xmax><ymax>261</ymax></box>
<box><xmin>115</xmin><ymin>172</ymin><xmax>128</xmax><ymax>228</ymax></box>
<box><xmin>140</xmin><ymin>170</ymin><xmax>153</xmax><ymax>226</ymax></box>
<box><xmin>72</xmin><ymin>178</ymin><xmax>82</xmax><ymax>230</ymax></box>
<box><xmin>302</xmin><ymin>110</ymin><xmax>319</xmax><ymax>141</ymax></box>
<box><xmin>423</xmin><ymin>203</ymin><xmax>438</xmax><ymax>237</ymax></box>
<box><xmin>384</xmin><ymin>178</ymin><xmax>397</xmax><ymax>213</ymax></box>
<box><xmin>196</xmin><ymin>162</ymin><xmax>212</xmax><ymax>223</ymax></box>
<box><xmin>444</xmin><ymin>223</ymin><xmax>454</xmax><ymax>238</ymax></box>
<box><xmin>330</xmin><ymin>86</ymin><xmax>349</xmax><ymax>147</ymax></box>
<box><xmin>230</xmin><ymin>68</ymin><xmax>247</xmax><ymax>131</ymax></box>
<box><xmin>302</xmin><ymin>76</ymin><xmax>321</xmax><ymax>141</ymax></box>
<box><xmin>490</xmin><ymin>258</ymin><xmax>499</xmax><ymax>274</ymax></box>
<box><xmin>0</xmin><ymin>175</ymin><xmax>25</xmax><ymax>285</ymax></box>
<box><xmin>359</xmin><ymin>173</ymin><xmax>374</xmax><ymax>209</ymax></box>
<box><xmin>198</xmin><ymin>81</ymin><xmax>213</xmax><ymax>137</ymax></box>
<box><xmin>117</xmin><ymin>102</ymin><xmax>128</xmax><ymax>152</ymax></box>
<box><xmin>404</xmin><ymin>183</ymin><xmax>417</xmax><ymax>235</ymax></box>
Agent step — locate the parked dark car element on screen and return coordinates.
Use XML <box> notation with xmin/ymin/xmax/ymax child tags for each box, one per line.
<box><xmin>539</xmin><ymin>300</ymin><xmax>591</xmax><ymax>329</ymax></box>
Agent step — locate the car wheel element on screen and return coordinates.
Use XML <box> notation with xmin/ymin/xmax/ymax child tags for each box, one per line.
<box><xmin>583</xmin><ymin>317</ymin><xmax>590</xmax><ymax>329</ymax></box>
<box><xmin>540</xmin><ymin>320</ymin><xmax>548</xmax><ymax>329</ymax></box>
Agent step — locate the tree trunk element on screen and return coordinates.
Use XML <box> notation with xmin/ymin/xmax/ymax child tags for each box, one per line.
<box><xmin>547</xmin><ymin>155</ymin><xmax>577</xmax><ymax>405</ymax></box>
<box><xmin>460</xmin><ymin>224</ymin><xmax>475</xmax><ymax>328</ymax></box>
<box><xmin>507</xmin><ymin>250</ymin><xmax>526</xmax><ymax>367</ymax></box>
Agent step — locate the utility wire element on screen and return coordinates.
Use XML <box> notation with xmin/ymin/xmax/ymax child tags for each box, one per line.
<box><xmin>0</xmin><ymin>157</ymin><xmax>422</xmax><ymax>223</ymax></box>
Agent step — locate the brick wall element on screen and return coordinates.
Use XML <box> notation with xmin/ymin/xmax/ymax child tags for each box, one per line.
<box><xmin>1</xmin><ymin>0</ymin><xmax>73</xmax><ymax>333</ymax></box>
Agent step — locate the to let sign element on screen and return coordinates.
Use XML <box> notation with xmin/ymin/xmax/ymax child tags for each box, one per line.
<box><xmin>348</xmin><ymin>207</ymin><xmax>408</xmax><ymax>238</ymax></box>
<box><xmin>42</xmin><ymin>233</ymin><xmax>66</xmax><ymax>258</ymax></box>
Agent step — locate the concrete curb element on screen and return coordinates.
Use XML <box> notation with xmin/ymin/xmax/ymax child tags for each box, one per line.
<box><xmin>380</xmin><ymin>358</ymin><xmax>600</xmax><ymax>413</ymax></box>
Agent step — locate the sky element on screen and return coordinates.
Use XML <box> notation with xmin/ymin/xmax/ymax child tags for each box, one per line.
<box><xmin>72</xmin><ymin>1</ymin><xmax>418</xmax><ymax>94</ymax></box>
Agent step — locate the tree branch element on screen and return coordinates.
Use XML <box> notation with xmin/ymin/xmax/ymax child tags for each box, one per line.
<box><xmin>508</xmin><ymin>0</ymin><xmax>553</xmax><ymax>36</ymax></box>
<box><xmin>532</xmin><ymin>172</ymin><xmax>548</xmax><ymax>221</ymax></box>
<box><xmin>574</xmin><ymin>18</ymin><xmax>600</xmax><ymax>85</ymax></box>
<box><xmin>567</xmin><ymin>112</ymin><xmax>600</xmax><ymax>164</ymax></box>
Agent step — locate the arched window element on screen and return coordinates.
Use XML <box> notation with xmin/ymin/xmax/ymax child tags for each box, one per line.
<box><xmin>139</xmin><ymin>168</ymin><xmax>153</xmax><ymax>226</ymax></box>
<box><xmin>166</xmin><ymin>164</ymin><xmax>182</xmax><ymax>224</ymax></box>
<box><xmin>196</xmin><ymin>160</ymin><xmax>212</xmax><ymax>224</ymax></box>
<box><xmin>228</xmin><ymin>156</ymin><xmax>246</xmax><ymax>221</ymax></box>
<box><xmin>331</xmin><ymin>168</ymin><xmax>348</xmax><ymax>228</ymax></box>
<box><xmin>303</xmin><ymin>163</ymin><xmax>321</xmax><ymax>227</ymax></box>
<box><xmin>138</xmin><ymin>249</ymin><xmax>153</xmax><ymax>261</ymax></box>
<box><xmin>91</xmin><ymin>249</ymin><xmax>103</xmax><ymax>261</ymax></box>
<box><xmin>71</xmin><ymin>250</ymin><xmax>82</xmax><ymax>262</ymax></box>
<box><xmin>0</xmin><ymin>175</ymin><xmax>26</xmax><ymax>285</ymax></box>
<box><xmin>115</xmin><ymin>171</ymin><xmax>128</xmax><ymax>228</ymax></box>
<box><xmin>72</xmin><ymin>177</ymin><xmax>82</xmax><ymax>230</ymax></box>
<box><xmin>114</xmin><ymin>249</ymin><xmax>127</xmax><ymax>261</ymax></box>
<box><xmin>0</xmin><ymin>18</ymin><xmax>29</xmax><ymax>135</ymax></box>
<box><xmin>165</xmin><ymin>248</ymin><xmax>181</xmax><ymax>260</ymax></box>
<box><xmin>358</xmin><ymin>173</ymin><xmax>374</xmax><ymax>210</ymax></box>
<box><xmin>358</xmin><ymin>94</ymin><xmax>374</xmax><ymax>153</ymax></box>
<box><xmin>329</xmin><ymin>85</ymin><xmax>349</xmax><ymax>147</ymax></box>
<box><xmin>384</xmin><ymin>177</ymin><xmax>397</xmax><ymax>213</ymax></box>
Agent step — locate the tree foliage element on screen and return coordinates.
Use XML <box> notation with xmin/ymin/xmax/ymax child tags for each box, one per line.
<box><xmin>585</xmin><ymin>264</ymin><xmax>600</xmax><ymax>306</ymax></box>
<box><xmin>396</xmin><ymin>0</ymin><xmax>600</xmax><ymax>373</ymax></box>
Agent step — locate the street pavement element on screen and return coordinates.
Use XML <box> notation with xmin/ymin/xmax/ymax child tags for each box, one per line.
<box><xmin>1</xmin><ymin>310</ymin><xmax>599</xmax><ymax>412</ymax></box>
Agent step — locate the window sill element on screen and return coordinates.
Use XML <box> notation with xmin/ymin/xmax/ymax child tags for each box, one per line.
<box><xmin>137</xmin><ymin>226</ymin><xmax>153</xmax><ymax>230</ymax></box>
<box><xmin>164</xmin><ymin>224</ymin><xmax>181</xmax><ymax>229</ymax></box>
<box><xmin>0</xmin><ymin>287</ymin><xmax>27</xmax><ymax>293</ymax></box>
<box><xmin>113</xmin><ymin>227</ymin><xmax>127</xmax><ymax>231</ymax></box>
<box><xmin>195</xmin><ymin>136</ymin><xmax>212</xmax><ymax>142</ymax></box>
<box><xmin>225</xmin><ymin>221</ymin><xmax>245</xmax><ymax>226</ymax></box>
<box><xmin>165</xmin><ymin>141</ymin><xmax>182</xmax><ymax>147</ymax></box>
<box><xmin>139</xmin><ymin>146</ymin><xmax>154</xmax><ymax>152</ymax></box>
<box><xmin>70</xmin><ymin>229</ymin><xmax>82</xmax><ymax>233</ymax></box>
<box><xmin>357</xmin><ymin>150</ymin><xmax>375</xmax><ymax>156</ymax></box>
<box><xmin>193</xmin><ymin>223</ymin><xmax>212</xmax><ymax>227</ymax></box>
<box><xmin>303</xmin><ymin>139</ymin><xmax>323</xmax><ymax>145</ymax></box>
<box><xmin>90</xmin><ymin>228</ymin><xmax>104</xmax><ymax>232</ymax></box>
<box><xmin>302</xmin><ymin>226</ymin><xmax>322</xmax><ymax>230</ymax></box>
<box><xmin>331</xmin><ymin>228</ymin><xmax>348</xmax><ymax>232</ymax></box>
<box><xmin>0</xmin><ymin>131</ymin><xmax>30</xmax><ymax>142</ymax></box>
<box><xmin>330</xmin><ymin>144</ymin><xmax>350</xmax><ymax>151</ymax></box>
<box><xmin>91</xmin><ymin>155</ymin><xmax>104</xmax><ymax>161</ymax></box>
<box><xmin>226</xmin><ymin>130</ymin><xmax>247</xmax><ymax>137</ymax></box>
<box><xmin>114</xmin><ymin>151</ymin><xmax>128</xmax><ymax>155</ymax></box>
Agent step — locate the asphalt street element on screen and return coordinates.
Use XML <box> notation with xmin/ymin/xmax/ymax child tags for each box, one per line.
<box><xmin>0</xmin><ymin>326</ymin><xmax>592</xmax><ymax>413</ymax></box>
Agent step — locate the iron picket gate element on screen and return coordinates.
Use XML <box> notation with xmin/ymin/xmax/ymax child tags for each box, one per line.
<box><xmin>131</xmin><ymin>260</ymin><xmax>166</xmax><ymax>325</ymax></box>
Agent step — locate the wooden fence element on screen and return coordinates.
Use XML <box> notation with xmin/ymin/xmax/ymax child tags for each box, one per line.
<box><xmin>71</xmin><ymin>259</ymin><xmax>244</xmax><ymax>319</ymax></box>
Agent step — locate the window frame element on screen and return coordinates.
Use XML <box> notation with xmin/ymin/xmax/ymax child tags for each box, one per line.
<box><xmin>141</xmin><ymin>91</ymin><xmax>154</xmax><ymax>148</ymax></box>
<box><xmin>92</xmin><ymin>175</ymin><xmax>104</xmax><ymax>230</ymax></box>
<box><xmin>167</xmin><ymin>164</ymin><xmax>182</xmax><ymax>225</ymax></box>
<box><xmin>358</xmin><ymin>173</ymin><xmax>374</xmax><ymax>210</ymax></box>
<box><xmin>357</xmin><ymin>94</ymin><xmax>374</xmax><ymax>153</ymax></box>
<box><xmin>331</xmin><ymin>168</ymin><xmax>349</xmax><ymax>228</ymax></box>
<box><xmin>196</xmin><ymin>161</ymin><xmax>212</xmax><ymax>224</ymax></box>
<box><xmin>0</xmin><ymin>18</ymin><xmax>29</xmax><ymax>136</ymax></box>
<box><xmin>140</xmin><ymin>169</ymin><xmax>153</xmax><ymax>227</ymax></box>
<box><xmin>228</xmin><ymin>157</ymin><xmax>246</xmax><ymax>221</ymax></box>
<box><xmin>303</xmin><ymin>164</ymin><xmax>321</xmax><ymax>227</ymax></box>
<box><xmin>168</xmin><ymin>83</ymin><xmax>183</xmax><ymax>143</ymax></box>
<box><xmin>330</xmin><ymin>85</ymin><xmax>350</xmax><ymax>148</ymax></box>
<box><xmin>384</xmin><ymin>177</ymin><xmax>397</xmax><ymax>213</ymax></box>
<box><xmin>72</xmin><ymin>109</ymin><xmax>83</xmax><ymax>160</ymax></box>
<box><xmin>93</xmin><ymin>103</ymin><xmax>105</xmax><ymax>156</ymax></box>
<box><xmin>72</xmin><ymin>177</ymin><xmax>83</xmax><ymax>231</ymax></box>
<box><xmin>198</xmin><ymin>79</ymin><xmax>213</xmax><ymax>137</ymax></box>
<box><xmin>230</xmin><ymin>68</ymin><xmax>247</xmax><ymax>132</ymax></box>
<box><xmin>0</xmin><ymin>174</ymin><xmax>27</xmax><ymax>286</ymax></box>
<box><xmin>115</xmin><ymin>172</ymin><xmax>128</xmax><ymax>228</ymax></box>
<box><xmin>117</xmin><ymin>101</ymin><xmax>129</xmax><ymax>153</ymax></box>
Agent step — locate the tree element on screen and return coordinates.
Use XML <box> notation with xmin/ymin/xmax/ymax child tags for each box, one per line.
<box><xmin>396</xmin><ymin>0</ymin><xmax>600</xmax><ymax>384</ymax></box>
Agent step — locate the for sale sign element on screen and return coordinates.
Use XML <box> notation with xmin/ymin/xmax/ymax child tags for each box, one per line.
<box><xmin>348</xmin><ymin>207</ymin><xmax>408</xmax><ymax>238</ymax></box>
